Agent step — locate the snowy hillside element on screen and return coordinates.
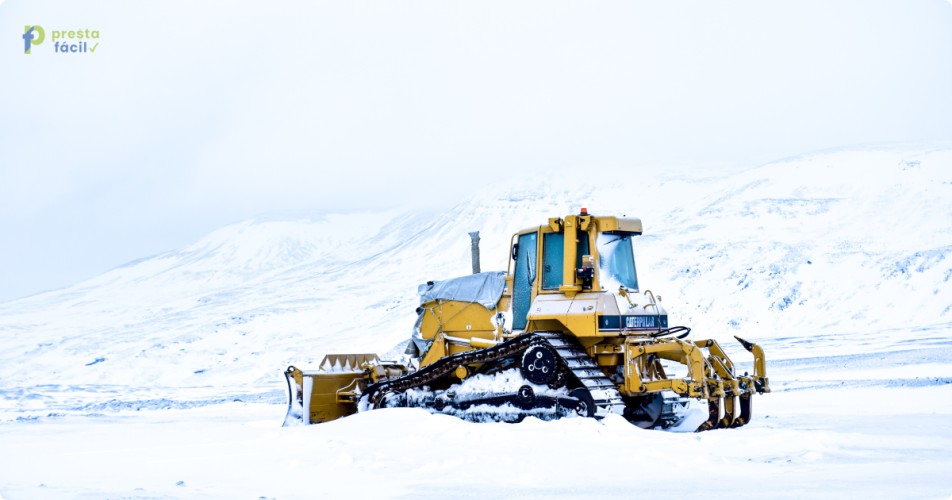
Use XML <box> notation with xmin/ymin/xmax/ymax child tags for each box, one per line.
<box><xmin>1</xmin><ymin>144</ymin><xmax>950</xmax><ymax>402</ymax></box>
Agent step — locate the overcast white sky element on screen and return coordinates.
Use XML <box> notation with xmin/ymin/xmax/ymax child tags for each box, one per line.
<box><xmin>1</xmin><ymin>0</ymin><xmax>951</xmax><ymax>302</ymax></box>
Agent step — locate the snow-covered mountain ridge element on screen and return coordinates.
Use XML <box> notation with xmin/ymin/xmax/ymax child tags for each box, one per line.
<box><xmin>1</xmin><ymin>144</ymin><xmax>950</xmax><ymax>399</ymax></box>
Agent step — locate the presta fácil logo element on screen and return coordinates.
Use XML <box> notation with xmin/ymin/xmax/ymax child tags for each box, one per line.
<box><xmin>23</xmin><ymin>25</ymin><xmax>100</xmax><ymax>54</ymax></box>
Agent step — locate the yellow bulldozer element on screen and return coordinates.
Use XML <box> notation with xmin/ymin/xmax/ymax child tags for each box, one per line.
<box><xmin>283</xmin><ymin>210</ymin><xmax>769</xmax><ymax>431</ymax></box>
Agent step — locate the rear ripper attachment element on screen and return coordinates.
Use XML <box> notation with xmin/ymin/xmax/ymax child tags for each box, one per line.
<box><xmin>282</xmin><ymin>210</ymin><xmax>770</xmax><ymax>431</ymax></box>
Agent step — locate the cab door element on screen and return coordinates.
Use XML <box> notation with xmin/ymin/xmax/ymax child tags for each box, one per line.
<box><xmin>511</xmin><ymin>232</ymin><xmax>537</xmax><ymax>331</ymax></box>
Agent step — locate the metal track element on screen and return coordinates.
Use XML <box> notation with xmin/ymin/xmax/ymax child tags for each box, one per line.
<box><xmin>534</xmin><ymin>332</ymin><xmax>626</xmax><ymax>418</ymax></box>
<box><xmin>362</xmin><ymin>333</ymin><xmax>538</xmax><ymax>409</ymax></box>
<box><xmin>362</xmin><ymin>331</ymin><xmax>625</xmax><ymax>420</ymax></box>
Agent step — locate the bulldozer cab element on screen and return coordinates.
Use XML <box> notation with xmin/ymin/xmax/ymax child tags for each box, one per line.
<box><xmin>509</xmin><ymin>210</ymin><xmax>642</xmax><ymax>331</ymax></box>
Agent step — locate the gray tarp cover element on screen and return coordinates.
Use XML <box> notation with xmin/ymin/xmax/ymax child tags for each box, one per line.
<box><xmin>406</xmin><ymin>271</ymin><xmax>506</xmax><ymax>356</ymax></box>
<box><xmin>417</xmin><ymin>271</ymin><xmax>507</xmax><ymax>310</ymax></box>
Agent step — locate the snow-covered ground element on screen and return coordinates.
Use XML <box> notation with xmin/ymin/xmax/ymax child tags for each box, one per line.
<box><xmin>1</xmin><ymin>144</ymin><xmax>952</xmax><ymax>498</ymax></box>
<box><xmin>2</xmin><ymin>368</ymin><xmax>950</xmax><ymax>499</ymax></box>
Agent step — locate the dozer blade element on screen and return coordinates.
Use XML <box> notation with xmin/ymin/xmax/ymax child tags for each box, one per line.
<box><xmin>283</xmin><ymin>366</ymin><xmax>305</xmax><ymax>426</ymax></box>
<box><xmin>282</xmin><ymin>354</ymin><xmax>378</xmax><ymax>426</ymax></box>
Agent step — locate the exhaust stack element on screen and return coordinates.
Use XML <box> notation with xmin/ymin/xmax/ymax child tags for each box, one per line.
<box><xmin>469</xmin><ymin>231</ymin><xmax>481</xmax><ymax>274</ymax></box>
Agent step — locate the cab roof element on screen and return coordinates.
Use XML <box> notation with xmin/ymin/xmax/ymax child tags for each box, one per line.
<box><xmin>516</xmin><ymin>215</ymin><xmax>643</xmax><ymax>235</ymax></box>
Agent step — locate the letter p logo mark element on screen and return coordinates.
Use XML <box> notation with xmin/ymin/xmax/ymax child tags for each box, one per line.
<box><xmin>23</xmin><ymin>25</ymin><xmax>45</xmax><ymax>54</ymax></box>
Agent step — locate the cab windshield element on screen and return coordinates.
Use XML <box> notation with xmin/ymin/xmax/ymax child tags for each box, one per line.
<box><xmin>596</xmin><ymin>232</ymin><xmax>639</xmax><ymax>291</ymax></box>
